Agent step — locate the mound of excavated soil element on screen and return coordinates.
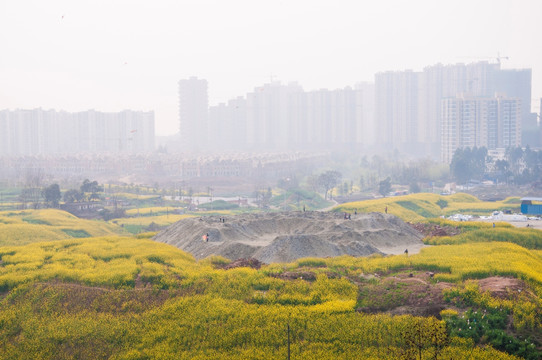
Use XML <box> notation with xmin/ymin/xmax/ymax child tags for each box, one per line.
<box><xmin>153</xmin><ymin>211</ymin><xmax>425</xmax><ymax>263</ymax></box>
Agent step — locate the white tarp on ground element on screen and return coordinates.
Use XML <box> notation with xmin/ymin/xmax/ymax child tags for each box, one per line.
<box><xmin>489</xmin><ymin>211</ymin><xmax>528</xmax><ymax>222</ymax></box>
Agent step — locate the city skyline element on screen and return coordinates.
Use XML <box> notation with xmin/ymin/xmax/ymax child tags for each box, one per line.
<box><xmin>0</xmin><ymin>109</ymin><xmax>155</xmax><ymax>156</ymax></box>
<box><xmin>178</xmin><ymin>60</ymin><xmax>529</xmax><ymax>161</ymax></box>
<box><xmin>1</xmin><ymin>0</ymin><xmax>541</xmax><ymax>136</ymax></box>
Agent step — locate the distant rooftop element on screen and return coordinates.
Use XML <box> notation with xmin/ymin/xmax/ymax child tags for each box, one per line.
<box><xmin>520</xmin><ymin>197</ymin><xmax>542</xmax><ymax>202</ymax></box>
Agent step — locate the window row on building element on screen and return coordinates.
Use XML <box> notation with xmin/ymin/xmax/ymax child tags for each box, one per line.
<box><xmin>441</xmin><ymin>95</ymin><xmax>522</xmax><ymax>163</ymax></box>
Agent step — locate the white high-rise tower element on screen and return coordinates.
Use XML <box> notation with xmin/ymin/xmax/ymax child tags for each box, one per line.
<box><xmin>178</xmin><ymin>77</ymin><xmax>208</xmax><ymax>152</ymax></box>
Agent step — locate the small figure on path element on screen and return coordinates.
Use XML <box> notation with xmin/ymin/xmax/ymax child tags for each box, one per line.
<box><xmin>404</xmin><ymin>248</ymin><xmax>408</xmax><ymax>255</ymax></box>
<box><xmin>385</xmin><ymin>206</ymin><xmax>388</xmax><ymax>214</ymax></box>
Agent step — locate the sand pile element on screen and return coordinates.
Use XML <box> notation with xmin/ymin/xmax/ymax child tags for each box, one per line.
<box><xmin>153</xmin><ymin>211</ymin><xmax>425</xmax><ymax>263</ymax></box>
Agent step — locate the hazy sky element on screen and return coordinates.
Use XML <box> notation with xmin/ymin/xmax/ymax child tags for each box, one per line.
<box><xmin>1</xmin><ymin>0</ymin><xmax>541</xmax><ymax>135</ymax></box>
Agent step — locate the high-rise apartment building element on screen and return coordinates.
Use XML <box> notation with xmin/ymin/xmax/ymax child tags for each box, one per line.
<box><xmin>208</xmin><ymin>96</ymin><xmax>247</xmax><ymax>151</ymax></box>
<box><xmin>375</xmin><ymin>70</ymin><xmax>419</xmax><ymax>153</ymax></box>
<box><xmin>178</xmin><ymin>77</ymin><xmax>208</xmax><ymax>152</ymax></box>
<box><xmin>0</xmin><ymin>109</ymin><xmax>155</xmax><ymax>156</ymax></box>
<box><xmin>355</xmin><ymin>82</ymin><xmax>376</xmax><ymax>147</ymax></box>
<box><xmin>418</xmin><ymin>63</ymin><xmax>468</xmax><ymax>155</ymax></box>
<box><xmin>205</xmin><ymin>81</ymin><xmax>374</xmax><ymax>152</ymax></box>
<box><xmin>376</xmin><ymin>61</ymin><xmax>531</xmax><ymax>158</ymax></box>
<box><xmin>441</xmin><ymin>95</ymin><xmax>521</xmax><ymax>163</ymax></box>
<box><xmin>495</xmin><ymin>68</ymin><xmax>532</xmax><ymax>142</ymax></box>
<box><xmin>245</xmin><ymin>82</ymin><xmax>299</xmax><ymax>150</ymax></box>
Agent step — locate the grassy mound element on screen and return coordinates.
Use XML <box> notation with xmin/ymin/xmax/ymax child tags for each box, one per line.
<box><xmin>199</xmin><ymin>199</ymin><xmax>240</xmax><ymax>210</ymax></box>
<box><xmin>270</xmin><ymin>188</ymin><xmax>332</xmax><ymax>210</ymax></box>
<box><xmin>0</xmin><ymin>209</ymin><xmax>124</xmax><ymax>246</ymax></box>
<box><xmin>334</xmin><ymin>193</ymin><xmax>521</xmax><ymax>222</ymax></box>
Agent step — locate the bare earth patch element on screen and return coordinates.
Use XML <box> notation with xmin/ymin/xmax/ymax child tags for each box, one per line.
<box><xmin>356</xmin><ymin>270</ymin><xmax>454</xmax><ymax>319</ymax></box>
<box><xmin>477</xmin><ymin>276</ymin><xmax>527</xmax><ymax>299</ymax></box>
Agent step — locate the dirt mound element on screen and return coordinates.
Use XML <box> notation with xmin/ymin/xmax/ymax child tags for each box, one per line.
<box><xmin>153</xmin><ymin>211</ymin><xmax>424</xmax><ymax>263</ymax></box>
<box><xmin>272</xmin><ymin>271</ymin><xmax>317</xmax><ymax>281</ymax></box>
<box><xmin>477</xmin><ymin>276</ymin><xmax>526</xmax><ymax>299</ymax></box>
<box><xmin>409</xmin><ymin>222</ymin><xmax>461</xmax><ymax>237</ymax></box>
<box><xmin>356</xmin><ymin>271</ymin><xmax>454</xmax><ymax>319</ymax></box>
<box><xmin>223</xmin><ymin>258</ymin><xmax>263</xmax><ymax>270</ymax></box>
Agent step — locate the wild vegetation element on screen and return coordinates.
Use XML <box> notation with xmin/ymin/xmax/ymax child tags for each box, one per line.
<box><xmin>0</xmin><ymin>230</ymin><xmax>540</xmax><ymax>358</ymax></box>
<box><xmin>0</xmin><ymin>192</ymin><xmax>540</xmax><ymax>359</ymax></box>
<box><xmin>0</xmin><ymin>209</ymin><xmax>124</xmax><ymax>246</ymax></box>
<box><xmin>334</xmin><ymin>192</ymin><xmax>521</xmax><ymax>222</ymax></box>
<box><xmin>451</xmin><ymin>145</ymin><xmax>542</xmax><ymax>185</ymax></box>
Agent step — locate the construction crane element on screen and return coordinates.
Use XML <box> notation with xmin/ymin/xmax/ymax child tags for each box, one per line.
<box><xmin>495</xmin><ymin>52</ymin><xmax>509</xmax><ymax>65</ymax></box>
<box><xmin>458</xmin><ymin>52</ymin><xmax>509</xmax><ymax>66</ymax></box>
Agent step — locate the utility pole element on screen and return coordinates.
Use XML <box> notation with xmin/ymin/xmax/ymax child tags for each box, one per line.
<box><xmin>287</xmin><ymin>323</ymin><xmax>291</xmax><ymax>360</ymax></box>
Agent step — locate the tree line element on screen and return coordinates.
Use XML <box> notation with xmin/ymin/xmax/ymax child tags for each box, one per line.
<box><xmin>450</xmin><ymin>146</ymin><xmax>542</xmax><ymax>185</ymax></box>
<box><xmin>23</xmin><ymin>179</ymin><xmax>104</xmax><ymax>209</ymax></box>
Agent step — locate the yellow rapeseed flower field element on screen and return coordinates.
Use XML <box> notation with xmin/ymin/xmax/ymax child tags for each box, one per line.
<box><xmin>112</xmin><ymin>214</ymin><xmax>194</xmax><ymax>227</ymax></box>
<box><xmin>334</xmin><ymin>192</ymin><xmax>521</xmax><ymax>221</ymax></box>
<box><xmin>125</xmin><ymin>206</ymin><xmax>180</xmax><ymax>215</ymax></box>
<box><xmin>0</xmin><ymin>209</ymin><xmax>124</xmax><ymax>246</ymax></box>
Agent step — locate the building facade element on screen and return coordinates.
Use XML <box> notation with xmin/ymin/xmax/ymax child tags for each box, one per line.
<box><xmin>206</xmin><ymin>81</ymin><xmax>374</xmax><ymax>152</ymax></box>
<box><xmin>178</xmin><ymin>77</ymin><xmax>208</xmax><ymax>152</ymax></box>
<box><xmin>0</xmin><ymin>108</ymin><xmax>155</xmax><ymax>156</ymax></box>
<box><xmin>441</xmin><ymin>94</ymin><xmax>521</xmax><ymax>163</ymax></box>
<box><xmin>376</xmin><ymin>62</ymin><xmax>531</xmax><ymax>158</ymax></box>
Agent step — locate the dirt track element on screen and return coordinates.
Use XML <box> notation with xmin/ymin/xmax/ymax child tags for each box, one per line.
<box><xmin>153</xmin><ymin>211</ymin><xmax>425</xmax><ymax>263</ymax></box>
<box><xmin>479</xmin><ymin>219</ymin><xmax>542</xmax><ymax>230</ymax></box>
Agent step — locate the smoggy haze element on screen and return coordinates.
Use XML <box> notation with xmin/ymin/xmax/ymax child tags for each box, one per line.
<box><xmin>1</xmin><ymin>0</ymin><xmax>541</xmax><ymax>136</ymax></box>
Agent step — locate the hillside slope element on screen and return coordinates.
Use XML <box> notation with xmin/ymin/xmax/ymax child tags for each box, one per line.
<box><xmin>0</xmin><ymin>209</ymin><xmax>124</xmax><ymax>246</ymax></box>
<box><xmin>334</xmin><ymin>193</ymin><xmax>521</xmax><ymax>222</ymax></box>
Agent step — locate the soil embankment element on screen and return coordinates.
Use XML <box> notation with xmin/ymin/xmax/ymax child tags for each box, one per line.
<box><xmin>153</xmin><ymin>211</ymin><xmax>425</xmax><ymax>263</ymax></box>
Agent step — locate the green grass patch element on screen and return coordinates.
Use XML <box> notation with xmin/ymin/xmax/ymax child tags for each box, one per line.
<box><xmin>199</xmin><ymin>200</ymin><xmax>240</xmax><ymax>210</ymax></box>
<box><xmin>425</xmin><ymin>227</ymin><xmax>542</xmax><ymax>250</ymax></box>
<box><xmin>22</xmin><ymin>218</ymin><xmax>51</xmax><ymax>225</ymax></box>
<box><xmin>61</xmin><ymin>229</ymin><xmax>91</xmax><ymax>238</ymax></box>
<box><xmin>123</xmin><ymin>224</ymin><xmax>146</xmax><ymax>234</ymax></box>
<box><xmin>396</xmin><ymin>200</ymin><xmax>434</xmax><ymax>218</ymax></box>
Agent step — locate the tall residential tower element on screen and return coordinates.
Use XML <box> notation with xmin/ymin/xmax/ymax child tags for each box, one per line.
<box><xmin>178</xmin><ymin>77</ymin><xmax>208</xmax><ymax>152</ymax></box>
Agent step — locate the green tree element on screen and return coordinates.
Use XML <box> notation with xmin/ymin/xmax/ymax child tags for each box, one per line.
<box><xmin>42</xmin><ymin>184</ymin><xmax>61</xmax><ymax>208</ymax></box>
<box><xmin>409</xmin><ymin>181</ymin><xmax>420</xmax><ymax>193</ymax></box>
<box><xmin>494</xmin><ymin>159</ymin><xmax>510</xmax><ymax>183</ymax></box>
<box><xmin>450</xmin><ymin>147</ymin><xmax>487</xmax><ymax>183</ymax></box>
<box><xmin>80</xmin><ymin>179</ymin><xmax>103</xmax><ymax>201</ymax></box>
<box><xmin>63</xmin><ymin>189</ymin><xmax>84</xmax><ymax>203</ymax></box>
<box><xmin>317</xmin><ymin>171</ymin><xmax>342</xmax><ymax>200</ymax></box>
<box><xmin>506</xmin><ymin>146</ymin><xmax>524</xmax><ymax>177</ymax></box>
<box><xmin>378</xmin><ymin>177</ymin><xmax>392</xmax><ymax>197</ymax></box>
